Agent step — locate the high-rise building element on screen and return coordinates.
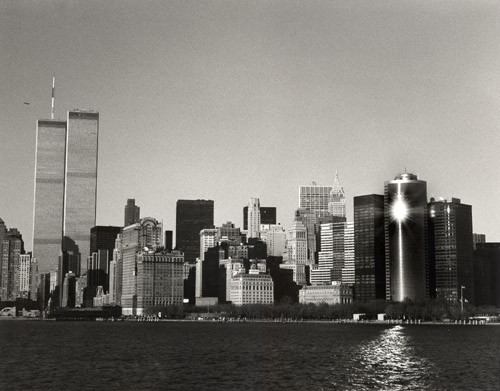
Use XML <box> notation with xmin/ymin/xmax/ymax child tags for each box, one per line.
<box><xmin>18</xmin><ymin>254</ymin><xmax>32</xmax><ymax>298</ymax></box>
<box><xmin>32</xmin><ymin>119</ymin><xmax>67</xmax><ymax>276</ymax></box>
<box><xmin>90</xmin><ymin>226</ymin><xmax>122</xmax><ymax>255</ymax></box>
<box><xmin>428</xmin><ymin>197</ymin><xmax>474</xmax><ymax>303</ymax></box>
<box><xmin>63</xmin><ymin>110</ymin><xmax>99</xmax><ymax>276</ymax></box>
<box><xmin>121</xmin><ymin>217</ymin><xmax>163</xmax><ymax>313</ymax></box>
<box><xmin>124</xmin><ymin>199</ymin><xmax>140</xmax><ymax>227</ymax></box>
<box><xmin>473</xmin><ymin>233</ymin><xmax>486</xmax><ymax>250</ymax></box>
<box><xmin>384</xmin><ymin>173</ymin><xmax>427</xmax><ymax>302</ymax></box>
<box><xmin>247</xmin><ymin>198</ymin><xmax>261</xmax><ymax>239</ymax></box>
<box><xmin>286</xmin><ymin>212</ymin><xmax>308</xmax><ymax>264</ymax></box>
<box><xmin>299</xmin><ymin>182</ymin><xmax>332</xmax><ymax>212</ymax></box>
<box><xmin>474</xmin><ymin>243</ymin><xmax>500</xmax><ymax>307</ymax></box>
<box><xmin>311</xmin><ymin>222</ymin><xmax>354</xmax><ymax>285</ymax></box>
<box><xmin>1</xmin><ymin>228</ymin><xmax>24</xmax><ymax>301</ymax></box>
<box><xmin>176</xmin><ymin>200</ymin><xmax>214</xmax><ymax>264</ymax></box>
<box><xmin>32</xmin><ymin>110</ymin><xmax>99</xmax><ymax>279</ymax></box>
<box><xmin>217</xmin><ymin>222</ymin><xmax>240</xmax><ymax>244</ymax></box>
<box><xmin>328</xmin><ymin>172</ymin><xmax>346</xmax><ymax>218</ymax></box>
<box><xmin>354</xmin><ymin>194</ymin><xmax>386</xmax><ymax>302</ymax></box>
<box><xmin>260</xmin><ymin>224</ymin><xmax>286</xmax><ymax>257</ymax></box>
<box><xmin>243</xmin><ymin>207</ymin><xmax>276</xmax><ymax>231</ymax></box>
<box><xmin>199</xmin><ymin>228</ymin><xmax>218</xmax><ymax>260</ymax></box>
<box><xmin>164</xmin><ymin>230</ymin><xmax>173</xmax><ymax>252</ymax></box>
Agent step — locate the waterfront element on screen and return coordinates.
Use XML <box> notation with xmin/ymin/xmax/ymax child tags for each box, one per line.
<box><xmin>1</xmin><ymin>321</ymin><xmax>499</xmax><ymax>390</ymax></box>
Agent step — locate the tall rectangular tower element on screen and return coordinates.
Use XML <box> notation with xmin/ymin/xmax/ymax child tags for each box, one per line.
<box><xmin>428</xmin><ymin>198</ymin><xmax>474</xmax><ymax>304</ymax></box>
<box><xmin>354</xmin><ymin>194</ymin><xmax>385</xmax><ymax>302</ymax></box>
<box><xmin>176</xmin><ymin>200</ymin><xmax>214</xmax><ymax>264</ymax></box>
<box><xmin>299</xmin><ymin>182</ymin><xmax>332</xmax><ymax>212</ymax></box>
<box><xmin>63</xmin><ymin>110</ymin><xmax>99</xmax><ymax>276</ymax></box>
<box><xmin>32</xmin><ymin>119</ymin><xmax>67</xmax><ymax>276</ymax></box>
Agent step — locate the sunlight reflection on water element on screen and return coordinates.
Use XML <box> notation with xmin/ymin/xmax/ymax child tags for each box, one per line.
<box><xmin>347</xmin><ymin>325</ymin><xmax>434</xmax><ymax>390</ymax></box>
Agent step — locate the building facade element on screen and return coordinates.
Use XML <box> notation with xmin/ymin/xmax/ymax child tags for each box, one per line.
<box><xmin>328</xmin><ymin>172</ymin><xmax>346</xmax><ymax>218</ymax></box>
<box><xmin>176</xmin><ymin>200</ymin><xmax>214</xmax><ymax>264</ymax></box>
<box><xmin>299</xmin><ymin>182</ymin><xmax>332</xmax><ymax>212</ymax></box>
<box><xmin>230</xmin><ymin>272</ymin><xmax>274</xmax><ymax>305</ymax></box>
<box><xmin>243</xmin><ymin>206</ymin><xmax>276</xmax><ymax>231</ymax></box>
<box><xmin>247</xmin><ymin>198</ymin><xmax>261</xmax><ymax>239</ymax></box>
<box><xmin>32</xmin><ymin>119</ymin><xmax>67</xmax><ymax>276</ymax></box>
<box><xmin>385</xmin><ymin>173</ymin><xmax>427</xmax><ymax>302</ymax></box>
<box><xmin>260</xmin><ymin>224</ymin><xmax>286</xmax><ymax>257</ymax></box>
<box><xmin>299</xmin><ymin>282</ymin><xmax>353</xmax><ymax>305</ymax></box>
<box><xmin>63</xmin><ymin>110</ymin><xmax>99</xmax><ymax>276</ymax></box>
<box><xmin>286</xmin><ymin>212</ymin><xmax>309</xmax><ymax>264</ymax></box>
<box><xmin>428</xmin><ymin>198</ymin><xmax>474</xmax><ymax>303</ymax></box>
<box><xmin>124</xmin><ymin>199</ymin><xmax>140</xmax><ymax>227</ymax></box>
<box><xmin>354</xmin><ymin>194</ymin><xmax>386</xmax><ymax>302</ymax></box>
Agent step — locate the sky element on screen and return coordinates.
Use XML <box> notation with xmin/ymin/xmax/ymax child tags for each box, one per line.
<box><xmin>1</xmin><ymin>0</ymin><xmax>499</xmax><ymax>250</ymax></box>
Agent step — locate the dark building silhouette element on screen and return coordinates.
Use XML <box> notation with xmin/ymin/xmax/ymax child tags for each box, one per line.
<box><xmin>124</xmin><ymin>199</ymin><xmax>140</xmax><ymax>227</ymax></box>
<box><xmin>200</xmin><ymin>246</ymin><xmax>221</xmax><ymax>298</ymax></box>
<box><xmin>267</xmin><ymin>257</ymin><xmax>300</xmax><ymax>303</ymax></box>
<box><xmin>354</xmin><ymin>194</ymin><xmax>385</xmax><ymax>302</ymax></box>
<box><xmin>385</xmin><ymin>173</ymin><xmax>428</xmax><ymax>302</ymax></box>
<box><xmin>90</xmin><ymin>226</ymin><xmax>121</xmax><ymax>255</ymax></box>
<box><xmin>165</xmin><ymin>230</ymin><xmax>173</xmax><ymax>252</ymax></box>
<box><xmin>247</xmin><ymin>237</ymin><xmax>267</xmax><ymax>259</ymax></box>
<box><xmin>428</xmin><ymin>198</ymin><xmax>474</xmax><ymax>304</ymax></box>
<box><xmin>243</xmin><ymin>206</ymin><xmax>276</xmax><ymax>230</ymax></box>
<box><xmin>474</xmin><ymin>243</ymin><xmax>500</xmax><ymax>307</ymax></box>
<box><xmin>176</xmin><ymin>200</ymin><xmax>214</xmax><ymax>264</ymax></box>
<box><xmin>0</xmin><ymin>227</ymin><xmax>25</xmax><ymax>301</ymax></box>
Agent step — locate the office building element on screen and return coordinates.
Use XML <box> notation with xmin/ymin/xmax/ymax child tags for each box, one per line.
<box><xmin>385</xmin><ymin>173</ymin><xmax>427</xmax><ymax>302</ymax></box>
<box><xmin>341</xmin><ymin>222</ymin><xmax>355</xmax><ymax>285</ymax></box>
<box><xmin>32</xmin><ymin>119</ymin><xmax>67</xmax><ymax>276</ymax></box>
<box><xmin>18</xmin><ymin>254</ymin><xmax>32</xmax><ymax>298</ymax></box>
<box><xmin>474</xmin><ymin>243</ymin><xmax>500</xmax><ymax>307</ymax></box>
<box><xmin>195</xmin><ymin>245</ymin><xmax>224</xmax><ymax>300</ymax></box>
<box><xmin>260</xmin><ymin>224</ymin><xmax>286</xmax><ymax>257</ymax></box>
<box><xmin>219</xmin><ymin>258</ymin><xmax>245</xmax><ymax>302</ymax></box>
<box><xmin>124</xmin><ymin>199</ymin><xmax>140</xmax><ymax>227</ymax></box>
<box><xmin>328</xmin><ymin>172</ymin><xmax>346</xmax><ymax>218</ymax></box>
<box><xmin>473</xmin><ymin>233</ymin><xmax>486</xmax><ymax>250</ymax></box>
<box><xmin>176</xmin><ymin>200</ymin><xmax>214</xmax><ymax>264</ymax></box>
<box><xmin>33</xmin><ymin>110</ymin><xmax>98</xmax><ymax>279</ymax></box>
<box><xmin>164</xmin><ymin>230</ymin><xmax>173</xmax><ymax>252</ymax></box>
<box><xmin>286</xmin><ymin>212</ymin><xmax>309</xmax><ymax>264</ymax></box>
<box><xmin>1</xmin><ymin>227</ymin><xmax>24</xmax><ymax>301</ymax></box>
<box><xmin>428</xmin><ymin>198</ymin><xmax>474</xmax><ymax>303</ymax></box>
<box><xmin>63</xmin><ymin>110</ymin><xmax>99</xmax><ymax>276</ymax></box>
<box><xmin>299</xmin><ymin>182</ymin><xmax>332</xmax><ymax>212</ymax></box>
<box><xmin>90</xmin><ymin>226</ymin><xmax>121</xmax><ymax>255</ymax></box>
<box><xmin>354</xmin><ymin>194</ymin><xmax>386</xmax><ymax>302</ymax></box>
<box><xmin>246</xmin><ymin>198</ymin><xmax>261</xmax><ymax>239</ymax></box>
<box><xmin>230</xmin><ymin>272</ymin><xmax>274</xmax><ymax>305</ymax></box>
<box><xmin>299</xmin><ymin>282</ymin><xmax>353</xmax><ymax>305</ymax></box>
<box><xmin>243</xmin><ymin>206</ymin><xmax>276</xmax><ymax>231</ymax></box>
<box><xmin>217</xmin><ymin>222</ymin><xmax>240</xmax><ymax>245</ymax></box>
<box><xmin>134</xmin><ymin>250</ymin><xmax>184</xmax><ymax>312</ymax></box>
<box><xmin>121</xmin><ymin>217</ymin><xmax>163</xmax><ymax>313</ymax></box>
<box><xmin>279</xmin><ymin>263</ymin><xmax>307</xmax><ymax>286</ymax></box>
<box><xmin>200</xmin><ymin>228</ymin><xmax>218</xmax><ymax>260</ymax></box>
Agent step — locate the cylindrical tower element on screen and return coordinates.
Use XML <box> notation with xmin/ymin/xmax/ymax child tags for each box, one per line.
<box><xmin>384</xmin><ymin>173</ymin><xmax>427</xmax><ymax>302</ymax></box>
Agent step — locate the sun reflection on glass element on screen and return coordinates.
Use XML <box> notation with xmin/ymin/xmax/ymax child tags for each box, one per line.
<box><xmin>392</xmin><ymin>197</ymin><xmax>409</xmax><ymax>222</ymax></box>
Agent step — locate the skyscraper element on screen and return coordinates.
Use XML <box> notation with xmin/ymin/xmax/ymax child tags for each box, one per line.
<box><xmin>428</xmin><ymin>197</ymin><xmax>474</xmax><ymax>303</ymax></box>
<box><xmin>384</xmin><ymin>173</ymin><xmax>428</xmax><ymax>302</ymax></box>
<box><xmin>120</xmin><ymin>217</ymin><xmax>163</xmax><ymax>314</ymax></box>
<box><xmin>243</xmin><ymin>206</ymin><xmax>276</xmax><ymax>230</ymax></box>
<box><xmin>176</xmin><ymin>200</ymin><xmax>214</xmax><ymax>264</ymax></box>
<box><xmin>32</xmin><ymin>109</ymin><xmax>98</xmax><ymax>279</ymax></box>
<box><xmin>124</xmin><ymin>199</ymin><xmax>140</xmax><ymax>227</ymax></box>
<box><xmin>286</xmin><ymin>212</ymin><xmax>308</xmax><ymax>264</ymax></box>
<box><xmin>32</xmin><ymin>119</ymin><xmax>67</xmax><ymax>276</ymax></box>
<box><xmin>354</xmin><ymin>194</ymin><xmax>386</xmax><ymax>301</ymax></box>
<box><xmin>1</xmin><ymin>227</ymin><xmax>24</xmax><ymax>301</ymax></box>
<box><xmin>299</xmin><ymin>182</ymin><xmax>332</xmax><ymax>212</ymax></box>
<box><xmin>328</xmin><ymin>172</ymin><xmax>346</xmax><ymax>218</ymax></box>
<box><xmin>63</xmin><ymin>110</ymin><xmax>99</xmax><ymax>276</ymax></box>
<box><xmin>247</xmin><ymin>198</ymin><xmax>261</xmax><ymax>239</ymax></box>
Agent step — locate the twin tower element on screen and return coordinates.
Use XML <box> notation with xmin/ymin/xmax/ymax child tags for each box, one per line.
<box><xmin>32</xmin><ymin>110</ymin><xmax>99</xmax><ymax>280</ymax></box>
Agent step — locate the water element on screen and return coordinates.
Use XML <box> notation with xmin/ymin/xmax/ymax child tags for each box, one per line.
<box><xmin>1</xmin><ymin>321</ymin><xmax>499</xmax><ymax>390</ymax></box>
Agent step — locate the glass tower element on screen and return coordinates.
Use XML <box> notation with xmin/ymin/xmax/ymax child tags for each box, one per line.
<box><xmin>384</xmin><ymin>173</ymin><xmax>427</xmax><ymax>302</ymax></box>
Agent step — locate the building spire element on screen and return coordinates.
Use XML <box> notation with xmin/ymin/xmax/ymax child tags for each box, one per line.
<box><xmin>51</xmin><ymin>75</ymin><xmax>55</xmax><ymax>119</ymax></box>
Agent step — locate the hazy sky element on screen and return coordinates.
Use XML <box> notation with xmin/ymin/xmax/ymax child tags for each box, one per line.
<box><xmin>1</xmin><ymin>0</ymin><xmax>499</xmax><ymax>249</ymax></box>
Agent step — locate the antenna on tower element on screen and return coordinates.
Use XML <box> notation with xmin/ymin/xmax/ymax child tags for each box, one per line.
<box><xmin>51</xmin><ymin>75</ymin><xmax>55</xmax><ymax>119</ymax></box>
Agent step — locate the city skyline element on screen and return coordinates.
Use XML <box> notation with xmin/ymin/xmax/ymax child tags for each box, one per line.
<box><xmin>1</xmin><ymin>1</ymin><xmax>499</xmax><ymax>249</ymax></box>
